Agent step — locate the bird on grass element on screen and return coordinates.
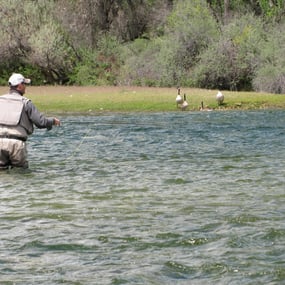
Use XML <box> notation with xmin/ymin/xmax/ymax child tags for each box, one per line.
<box><xmin>181</xmin><ymin>94</ymin><xmax>188</xmax><ymax>111</ymax></box>
<box><xmin>216</xmin><ymin>91</ymin><xmax>224</xmax><ymax>105</ymax></box>
<box><xmin>176</xmin><ymin>87</ymin><xmax>183</xmax><ymax>108</ymax></box>
<box><xmin>199</xmin><ymin>101</ymin><xmax>212</xmax><ymax>111</ymax></box>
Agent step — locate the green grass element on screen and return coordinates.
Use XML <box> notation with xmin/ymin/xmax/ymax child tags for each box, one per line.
<box><xmin>1</xmin><ymin>86</ymin><xmax>285</xmax><ymax>113</ymax></box>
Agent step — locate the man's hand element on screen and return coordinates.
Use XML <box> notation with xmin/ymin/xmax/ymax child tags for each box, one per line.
<box><xmin>53</xmin><ymin>118</ymin><xmax>61</xmax><ymax>126</ymax></box>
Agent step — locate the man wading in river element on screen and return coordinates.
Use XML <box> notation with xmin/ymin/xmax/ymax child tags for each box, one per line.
<box><xmin>0</xmin><ymin>73</ymin><xmax>60</xmax><ymax>170</ymax></box>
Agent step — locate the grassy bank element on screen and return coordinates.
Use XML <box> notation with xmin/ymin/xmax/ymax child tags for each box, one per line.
<box><xmin>1</xmin><ymin>86</ymin><xmax>285</xmax><ymax>114</ymax></box>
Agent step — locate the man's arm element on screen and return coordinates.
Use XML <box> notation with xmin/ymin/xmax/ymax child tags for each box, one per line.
<box><xmin>25</xmin><ymin>100</ymin><xmax>60</xmax><ymax>129</ymax></box>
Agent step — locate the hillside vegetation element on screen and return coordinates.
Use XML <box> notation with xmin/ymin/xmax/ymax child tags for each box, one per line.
<box><xmin>1</xmin><ymin>0</ymin><xmax>285</xmax><ymax>94</ymax></box>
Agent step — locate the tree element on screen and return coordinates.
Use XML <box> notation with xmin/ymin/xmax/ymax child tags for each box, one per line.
<box><xmin>253</xmin><ymin>22</ymin><xmax>285</xmax><ymax>93</ymax></box>
<box><xmin>1</xmin><ymin>0</ymin><xmax>285</xmax><ymax>88</ymax></box>
<box><xmin>55</xmin><ymin>0</ymin><xmax>171</xmax><ymax>48</ymax></box>
<box><xmin>0</xmin><ymin>0</ymin><xmax>78</xmax><ymax>84</ymax></box>
<box><xmin>191</xmin><ymin>13</ymin><xmax>264</xmax><ymax>91</ymax></box>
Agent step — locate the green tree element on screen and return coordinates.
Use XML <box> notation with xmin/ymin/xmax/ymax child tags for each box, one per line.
<box><xmin>55</xmin><ymin>0</ymin><xmax>172</xmax><ymax>48</ymax></box>
<box><xmin>253</xmin><ymin>22</ymin><xmax>285</xmax><ymax>93</ymax></box>
<box><xmin>258</xmin><ymin>0</ymin><xmax>285</xmax><ymax>21</ymax></box>
<box><xmin>0</xmin><ymin>0</ymin><xmax>77</xmax><ymax>84</ymax></box>
<box><xmin>191</xmin><ymin>14</ymin><xmax>265</xmax><ymax>90</ymax></box>
<box><xmin>70</xmin><ymin>35</ymin><xmax>122</xmax><ymax>85</ymax></box>
<box><xmin>120</xmin><ymin>0</ymin><xmax>219</xmax><ymax>87</ymax></box>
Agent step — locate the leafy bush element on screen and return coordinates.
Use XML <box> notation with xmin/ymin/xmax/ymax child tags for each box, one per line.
<box><xmin>253</xmin><ymin>23</ymin><xmax>285</xmax><ymax>93</ymax></box>
<box><xmin>70</xmin><ymin>36</ymin><xmax>121</xmax><ymax>85</ymax></box>
<box><xmin>119</xmin><ymin>0</ymin><xmax>219</xmax><ymax>87</ymax></box>
<box><xmin>1</xmin><ymin>0</ymin><xmax>285</xmax><ymax>89</ymax></box>
<box><xmin>156</xmin><ymin>0</ymin><xmax>219</xmax><ymax>87</ymax></box>
<box><xmin>191</xmin><ymin>14</ymin><xmax>264</xmax><ymax>91</ymax></box>
<box><xmin>0</xmin><ymin>62</ymin><xmax>44</xmax><ymax>86</ymax></box>
<box><xmin>0</xmin><ymin>0</ymin><xmax>77</xmax><ymax>85</ymax></box>
<box><xmin>253</xmin><ymin>66</ymin><xmax>285</xmax><ymax>94</ymax></box>
<box><xmin>118</xmin><ymin>38</ymin><xmax>161</xmax><ymax>86</ymax></box>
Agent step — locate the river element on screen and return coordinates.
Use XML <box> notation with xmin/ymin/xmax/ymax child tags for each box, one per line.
<box><xmin>0</xmin><ymin>110</ymin><xmax>284</xmax><ymax>284</ymax></box>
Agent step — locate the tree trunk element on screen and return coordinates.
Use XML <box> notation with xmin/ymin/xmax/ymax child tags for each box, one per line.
<box><xmin>224</xmin><ymin>0</ymin><xmax>230</xmax><ymax>22</ymax></box>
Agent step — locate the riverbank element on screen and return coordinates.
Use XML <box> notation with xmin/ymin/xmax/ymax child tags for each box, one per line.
<box><xmin>1</xmin><ymin>86</ymin><xmax>285</xmax><ymax>113</ymax></box>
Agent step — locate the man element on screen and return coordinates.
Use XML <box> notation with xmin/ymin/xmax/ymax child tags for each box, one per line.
<box><xmin>0</xmin><ymin>73</ymin><xmax>60</xmax><ymax>169</ymax></box>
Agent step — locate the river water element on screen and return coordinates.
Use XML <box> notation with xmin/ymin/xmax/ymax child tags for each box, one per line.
<box><xmin>0</xmin><ymin>110</ymin><xmax>284</xmax><ymax>284</ymax></box>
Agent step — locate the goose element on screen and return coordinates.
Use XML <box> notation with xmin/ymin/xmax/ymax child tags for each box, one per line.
<box><xmin>199</xmin><ymin>101</ymin><xmax>212</xmax><ymax>111</ymax></box>
<box><xmin>181</xmin><ymin>94</ymin><xmax>188</xmax><ymax>111</ymax></box>
<box><xmin>216</xmin><ymin>91</ymin><xmax>224</xmax><ymax>105</ymax></box>
<box><xmin>176</xmin><ymin>87</ymin><xmax>183</xmax><ymax>108</ymax></box>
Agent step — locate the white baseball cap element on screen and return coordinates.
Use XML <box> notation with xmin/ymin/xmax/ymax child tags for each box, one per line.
<box><xmin>8</xmin><ymin>73</ymin><xmax>31</xmax><ymax>86</ymax></box>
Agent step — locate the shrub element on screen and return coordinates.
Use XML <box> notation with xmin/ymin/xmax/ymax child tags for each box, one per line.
<box><xmin>253</xmin><ymin>23</ymin><xmax>285</xmax><ymax>94</ymax></box>
<box><xmin>191</xmin><ymin>13</ymin><xmax>264</xmax><ymax>91</ymax></box>
<box><xmin>119</xmin><ymin>0</ymin><xmax>219</xmax><ymax>87</ymax></box>
<box><xmin>118</xmin><ymin>38</ymin><xmax>162</xmax><ymax>86</ymax></box>
<box><xmin>157</xmin><ymin>0</ymin><xmax>219</xmax><ymax>87</ymax></box>
<box><xmin>70</xmin><ymin>35</ymin><xmax>121</xmax><ymax>85</ymax></box>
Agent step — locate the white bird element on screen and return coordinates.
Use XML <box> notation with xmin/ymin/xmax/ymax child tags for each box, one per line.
<box><xmin>176</xmin><ymin>87</ymin><xmax>183</xmax><ymax>108</ymax></box>
<box><xmin>181</xmin><ymin>94</ymin><xmax>188</xmax><ymax>111</ymax></box>
<box><xmin>216</xmin><ymin>91</ymin><xmax>224</xmax><ymax>105</ymax></box>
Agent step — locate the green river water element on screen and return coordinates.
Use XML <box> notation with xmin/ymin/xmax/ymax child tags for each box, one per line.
<box><xmin>0</xmin><ymin>110</ymin><xmax>284</xmax><ymax>284</ymax></box>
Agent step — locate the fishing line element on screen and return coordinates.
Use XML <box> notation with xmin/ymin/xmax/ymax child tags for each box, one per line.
<box><xmin>64</xmin><ymin>123</ymin><xmax>93</xmax><ymax>163</ymax></box>
<box><xmin>63</xmin><ymin>120</ymin><xmax>169</xmax><ymax>164</ymax></box>
<box><xmin>67</xmin><ymin>121</ymin><xmax>168</xmax><ymax>128</ymax></box>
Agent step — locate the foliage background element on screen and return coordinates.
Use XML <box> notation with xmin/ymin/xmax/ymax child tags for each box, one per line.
<box><xmin>0</xmin><ymin>0</ymin><xmax>285</xmax><ymax>93</ymax></box>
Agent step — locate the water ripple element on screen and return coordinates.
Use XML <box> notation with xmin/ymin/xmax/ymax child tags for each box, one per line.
<box><xmin>0</xmin><ymin>110</ymin><xmax>284</xmax><ymax>284</ymax></box>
